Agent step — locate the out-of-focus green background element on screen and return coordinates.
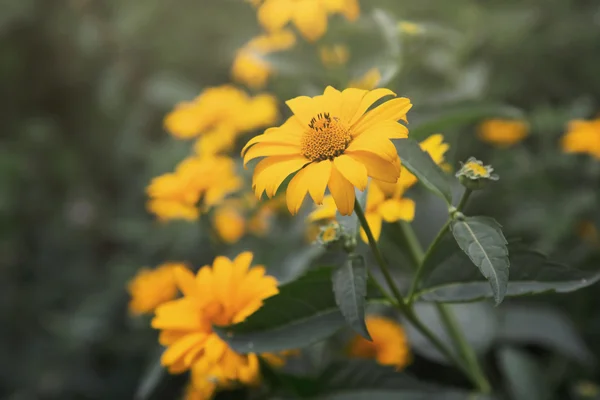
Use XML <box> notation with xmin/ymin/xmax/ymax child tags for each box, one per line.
<box><xmin>2</xmin><ymin>0</ymin><xmax>600</xmax><ymax>398</ymax></box>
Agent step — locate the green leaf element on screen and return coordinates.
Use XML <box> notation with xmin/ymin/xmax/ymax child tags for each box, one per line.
<box><xmin>416</xmin><ymin>235</ymin><xmax>600</xmax><ymax>302</ymax></box>
<box><xmin>497</xmin><ymin>305</ymin><xmax>594</xmax><ymax>366</ymax></box>
<box><xmin>498</xmin><ymin>347</ymin><xmax>550</xmax><ymax>400</ymax></box>
<box><xmin>394</xmin><ymin>138</ymin><xmax>452</xmax><ymax>203</ymax></box>
<box><xmin>450</xmin><ymin>216</ymin><xmax>510</xmax><ymax>305</ymax></box>
<box><xmin>410</xmin><ymin>103</ymin><xmax>525</xmax><ymax>140</ymax></box>
<box><xmin>332</xmin><ymin>254</ymin><xmax>371</xmax><ymax>340</ymax></box>
<box><xmin>134</xmin><ymin>351</ymin><xmax>188</xmax><ymax>400</ymax></box>
<box><xmin>313</xmin><ymin>360</ymin><xmax>486</xmax><ymax>400</ymax></box>
<box><xmin>215</xmin><ymin>267</ymin><xmax>383</xmax><ymax>354</ymax></box>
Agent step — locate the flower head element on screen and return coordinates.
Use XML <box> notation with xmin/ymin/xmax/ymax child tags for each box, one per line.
<box><xmin>456</xmin><ymin>157</ymin><xmax>498</xmax><ymax>190</ymax></box>
<box><xmin>348</xmin><ymin>315</ymin><xmax>411</xmax><ymax>369</ymax></box>
<box><xmin>561</xmin><ymin>118</ymin><xmax>600</xmax><ymax>159</ymax></box>
<box><xmin>146</xmin><ymin>156</ymin><xmax>242</xmax><ymax>221</ymax></box>
<box><xmin>242</xmin><ymin>86</ymin><xmax>412</xmax><ymax>215</ymax></box>
<box><xmin>152</xmin><ymin>252</ymin><xmax>279</xmax><ymax>385</ymax></box>
<box><xmin>256</xmin><ymin>0</ymin><xmax>360</xmax><ymax>42</ymax></box>
<box><xmin>128</xmin><ymin>263</ymin><xmax>182</xmax><ymax>315</ymax></box>
<box><xmin>478</xmin><ymin>119</ymin><xmax>529</xmax><ymax>147</ymax></box>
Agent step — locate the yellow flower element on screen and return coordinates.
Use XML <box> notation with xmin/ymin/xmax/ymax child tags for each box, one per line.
<box><xmin>193</xmin><ymin>125</ymin><xmax>238</xmax><ymax>157</ymax></box>
<box><xmin>376</xmin><ymin>134</ymin><xmax>449</xmax><ymax>196</ymax></box>
<box><xmin>146</xmin><ymin>156</ymin><xmax>242</xmax><ymax>221</ymax></box>
<box><xmin>164</xmin><ymin>86</ymin><xmax>279</xmax><ymax>139</ymax></box>
<box><xmin>127</xmin><ymin>263</ymin><xmax>182</xmax><ymax>315</ymax></box>
<box><xmin>213</xmin><ymin>204</ymin><xmax>246</xmax><ymax>244</ymax></box>
<box><xmin>561</xmin><ymin>118</ymin><xmax>600</xmax><ymax>159</ymax></box>
<box><xmin>247</xmin><ymin>206</ymin><xmax>274</xmax><ymax>237</ymax></box>
<box><xmin>232</xmin><ymin>30</ymin><xmax>296</xmax><ymax>89</ymax></box>
<box><xmin>242</xmin><ymin>86</ymin><xmax>412</xmax><ymax>216</ymax></box>
<box><xmin>477</xmin><ymin>119</ymin><xmax>529</xmax><ymax>147</ymax></box>
<box><xmin>152</xmin><ymin>252</ymin><xmax>279</xmax><ymax>380</ymax></box>
<box><xmin>349</xmin><ymin>68</ymin><xmax>382</xmax><ymax>90</ymax></box>
<box><xmin>319</xmin><ymin>44</ymin><xmax>350</xmax><ymax>68</ymax></box>
<box><xmin>398</xmin><ymin>21</ymin><xmax>424</xmax><ymax>35</ymax></box>
<box><xmin>257</xmin><ymin>0</ymin><xmax>360</xmax><ymax>42</ymax></box>
<box><xmin>348</xmin><ymin>315</ymin><xmax>411</xmax><ymax>370</ymax></box>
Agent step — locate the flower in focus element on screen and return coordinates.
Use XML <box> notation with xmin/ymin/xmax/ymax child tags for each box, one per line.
<box><xmin>152</xmin><ymin>253</ymin><xmax>279</xmax><ymax>396</ymax></box>
<box><xmin>213</xmin><ymin>203</ymin><xmax>247</xmax><ymax>244</ymax></box>
<box><xmin>561</xmin><ymin>118</ymin><xmax>600</xmax><ymax>159</ymax></box>
<box><xmin>127</xmin><ymin>263</ymin><xmax>182</xmax><ymax>315</ymax></box>
<box><xmin>319</xmin><ymin>44</ymin><xmax>350</xmax><ymax>68</ymax></box>
<box><xmin>456</xmin><ymin>157</ymin><xmax>498</xmax><ymax>190</ymax></box>
<box><xmin>242</xmin><ymin>86</ymin><xmax>412</xmax><ymax>216</ymax></box>
<box><xmin>232</xmin><ymin>30</ymin><xmax>296</xmax><ymax>89</ymax></box>
<box><xmin>376</xmin><ymin>134</ymin><xmax>449</xmax><ymax>196</ymax></box>
<box><xmin>257</xmin><ymin>0</ymin><xmax>360</xmax><ymax>42</ymax></box>
<box><xmin>164</xmin><ymin>86</ymin><xmax>279</xmax><ymax>140</ymax></box>
<box><xmin>349</xmin><ymin>68</ymin><xmax>382</xmax><ymax>90</ymax></box>
<box><xmin>477</xmin><ymin>119</ymin><xmax>529</xmax><ymax>148</ymax></box>
<box><xmin>146</xmin><ymin>156</ymin><xmax>242</xmax><ymax>221</ymax></box>
<box><xmin>348</xmin><ymin>315</ymin><xmax>411</xmax><ymax>370</ymax></box>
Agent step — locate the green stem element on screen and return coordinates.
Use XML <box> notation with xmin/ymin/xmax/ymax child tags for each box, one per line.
<box><xmin>456</xmin><ymin>188</ymin><xmax>473</xmax><ymax>213</ymax></box>
<box><xmin>437</xmin><ymin>305</ymin><xmax>491</xmax><ymax>394</ymax></box>
<box><xmin>353</xmin><ymin>200</ymin><xmax>405</xmax><ymax>306</ymax></box>
<box><xmin>397</xmin><ymin>221</ymin><xmax>424</xmax><ymax>269</ymax></box>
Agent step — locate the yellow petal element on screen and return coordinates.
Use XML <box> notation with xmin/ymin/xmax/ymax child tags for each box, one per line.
<box><xmin>345</xmin><ymin>133</ymin><xmax>398</xmax><ymax>161</ymax></box>
<box><xmin>258</xmin><ymin>0</ymin><xmax>294</xmax><ymax>32</ymax></box>
<box><xmin>357</xmin><ymin>120</ymin><xmax>409</xmax><ymax>139</ymax></box>
<box><xmin>348</xmin><ymin>151</ymin><xmax>400</xmax><ymax>183</ymax></box>
<box><xmin>285</xmin><ymin>96</ymin><xmax>319</xmax><ymax>127</ymax></box>
<box><xmin>379</xmin><ymin>198</ymin><xmax>415</xmax><ymax>222</ymax></box>
<box><xmin>306</xmin><ymin>160</ymin><xmax>333</xmax><ymax>204</ymax></box>
<box><xmin>243</xmin><ymin>143</ymin><xmax>301</xmax><ymax>166</ymax></box>
<box><xmin>174</xmin><ymin>266</ymin><xmax>197</xmax><ymax>297</ymax></box>
<box><xmin>286</xmin><ymin>165</ymin><xmax>313</xmax><ymax>214</ymax></box>
<box><xmin>161</xmin><ymin>333</ymin><xmax>207</xmax><ymax>367</ymax></box>
<box><xmin>234</xmin><ymin>252</ymin><xmax>254</xmax><ymax>274</ymax></box>
<box><xmin>352</xmin><ymin>97</ymin><xmax>412</xmax><ymax>134</ymax></box>
<box><xmin>292</xmin><ymin>0</ymin><xmax>328</xmax><ymax>42</ymax></box>
<box><xmin>340</xmin><ymin>88</ymin><xmax>368</xmax><ymax>123</ymax></box>
<box><xmin>333</xmin><ymin>154</ymin><xmax>368</xmax><ymax>190</ymax></box>
<box><xmin>328</xmin><ymin>165</ymin><xmax>355</xmax><ymax>216</ymax></box>
<box><xmin>253</xmin><ymin>155</ymin><xmax>309</xmax><ymax>198</ymax></box>
<box><xmin>366</xmin><ymin>181</ymin><xmax>386</xmax><ymax>209</ymax></box>
<box><xmin>307</xmin><ymin>195</ymin><xmax>337</xmax><ymax>221</ymax></box>
<box><xmin>360</xmin><ymin>212</ymin><xmax>382</xmax><ymax>242</ymax></box>
<box><xmin>349</xmin><ymin>88</ymin><xmax>396</xmax><ymax>126</ymax></box>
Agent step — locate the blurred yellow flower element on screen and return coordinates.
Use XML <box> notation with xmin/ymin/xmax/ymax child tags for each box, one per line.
<box><xmin>213</xmin><ymin>204</ymin><xmax>246</xmax><ymax>244</ymax></box>
<box><xmin>376</xmin><ymin>134</ymin><xmax>450</xmax><ymax>196</ymax></box>
<box><xmin>242</xmin><ymin>86</ymin><xmax>411</xmax><ymax>216</ymax></box>
<box><xmin>349</xmin><ymin>68</ymin><xmax>382</xmax><ymax>90</ymax></box>
<box><xmin>577</xmin><ymin>221</ymin><xmax>600</xmax><ymax>247</ymax></box>
<box><xmin>398</xmin><ymin>21</ymin><xmax>424</xmax><ymax>35</ymax></box>
<box><xmin>348</xmin><ymin>315</ymin><xmax>411</xmax><ymax>370</ymax></box>
<box><xmin>247</xmin><ymin>206</ymin><xmax>274</xmax><ymax>237</ymax></box>
<box><xmin>477</xmin><ymin>119</ymin><xmax>529</xmax><ymax>147</ymax></box>
<box><xmin>164</xmin><ymin>86</ymin><xmax>279</xmax><ymax>139</ymax></box>
<box><xmin>127</xmin><ymin>263</ymin><xmax>182</xmax><ymax>315</ymax></box>
<box><xmin>193</xmin><ymin>125</ymin><xmax>238</xmax><ymax>157</ymax></box>
<box><xmin>146</xmin><ymin>156</ymin><xmax>242</xmax><ymax>221</ymax></box>
<box><xmin>257</xmin><ymin>0</ymin><xmax>360</xmax><ymax>42</ymax></box>
<box><xmin>152</xmin><ymin>253</ymin><xmax>279</xmax><ymax>395</ymax></box>
<box><xmin>232</xmin><ymin>30</ymin><xmax>296</xmax><ymax>89</ymax></box>
<box><xmin>561</xmin><ymin>118</ymin><xmax>600</xmax><ymax>159</ymax></box>
<box><xmin>319</xmin><ymin>44</ymin><xmax>350</xmax><ymax>68</ymax></box>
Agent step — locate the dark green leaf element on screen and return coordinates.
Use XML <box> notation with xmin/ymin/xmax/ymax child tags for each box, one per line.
<box><xmin>215</xmin><ymin>267</ymin><xmax>383</xmax><ymax>354</ymax></box>
<box><xmin>314</xmin><ymin>360</ymin><xmax>486</xmax><ymax>400</ymax></box>
<box><xmin>134</xmin><ymin>351</ymin><xmax>188</xmax><ymax>400</ymax></box>
<box><xmin>499</xmin><ymin>347</ymin><xmax>550</xmax><ymax>400</ymax></box>
<box><xmin>498</xmin><ymin>305</ymin><xmax>594</xmax><ymax>366</ymax></box>
<box><xmin>332</xmin><ymin>254</ymin><xmax>370</xmax><ymax>340</ymax></box>
<box><xmin>410</xmin><ymin>103</ymin><xmax>525</xmax><ymax>140</ymax></box>
<box><xmin>417</xmin><ymin>235</ymin><xmax>600</xmax><ymax>302</ymax></box>
<box><xmin>394</xmin><ymin>138</ymin><xmax>452</xmax><ymax>203</ymax></box>
<box><xmin>450</xmin><ymin>216</ymin><xmax>510</xmax><ymax>305</ymax></box>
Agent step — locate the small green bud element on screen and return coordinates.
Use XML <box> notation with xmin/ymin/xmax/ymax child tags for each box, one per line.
<box><xmin>455</xmin><ymin>157</ymin><xmax>498</xmax><ymax>190</ymax></box>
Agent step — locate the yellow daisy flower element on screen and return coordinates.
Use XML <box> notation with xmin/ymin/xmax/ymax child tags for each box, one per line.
<box><xmin>127</xmin><ymin>263</ymin><xmax>182</xmax><ymax>315</ymax></box>
<box><xmin>348</xmin><ymin>315</ymin><xmax>411</xmax><ymax>370</ymax></box>
<box><xmin>151</xmin><ymin>252</ymin><xmax>279</xmax><ymax>380</ymax></box>
<box><xmin>232</xmin><ymin>30</ymin><xmax>296</xmax><ymax>89</ymax></box>
<box><xmin>561</xmin><ymin>118</ymin><xmax>600</xmax><ymax>159</ymax></box>
<box><xmin>478</xmin><ymin>119</ymin><xmax>529</xmax><ymax>147</ymax></box>
<box><xmin>256</xmin><ymin>0</ymin><xmax>360</xmax><ymax>42</ymax></box>
<box><xmin>349</xmin><ymin>68</ymin><xmax>382</xmax><ymax>90</ymax></box>
<box><xmin>242</xmin><ymin>86</ymin><xmax>412</xmax><ymax>216</ymax></box>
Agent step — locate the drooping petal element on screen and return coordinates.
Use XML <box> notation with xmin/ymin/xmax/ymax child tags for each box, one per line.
<box><xmin>379</xmin><ymin>198</ymin><xmax>415</xmax><ymax>222</ymax></box>
<box><xmin>348</xmin><ymin>151</ymin><xmax>400</xmax><ymax>183</ymax></box>
<box><xmin>352</xmin><ymin>97</ymin><xmax>412</xmax><ymax>134</ymax></box>
<box><xmin>349</xmin><ymin>88</ymin><xmax>396</xmax><ymax>125</ymax></box>
<box><xmin>328</xmin><ymin>164</ymin><xmax>356</xmax><ymax>215</ymax></box>
<box><xmin>292</xmin><ymin>0</ymin><xmax>328</xmax><ymax>42</ymax></box>
<box><xmin>345</xmin><ymin>133</ymin><xmax>398</xmax><ymax>161</ymax></box>
<box><xmin>286</xmin><ymin>165</ymin><xmax>313</xmax><ymax>214</ymax></box>
<box><xmin>333</xmin><ymin>154</ymin><xmax>368</xmax><ymax>190</ymax></box>
<box><xmin>306</xmin><ymin>160</ymin><xmax>333</xmax><ymax>204</ymax></box>
<box><xmin>360</xmin><ymin>212</ymin><xmax>382</xmax><ymax>242</ymax></box>
<box><xmin>252</xmin><ymin>155</ymin><xmax>309</xmax><ymax>198</ymax></box>
<box><xmin>243</xmin><ymin>143</ymin><xmax>301</xmax><ymax>165</ymax></box>
<box><xmin>257</xmin><ymin>0</ymin><xmax>294</xmax><ymax>32</ymax></box>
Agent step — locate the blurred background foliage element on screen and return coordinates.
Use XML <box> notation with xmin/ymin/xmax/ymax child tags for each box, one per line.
<box><xmin>2</xmin><ymin>0</ymin><xmax>600</xmax><ymax>398</ymax></box>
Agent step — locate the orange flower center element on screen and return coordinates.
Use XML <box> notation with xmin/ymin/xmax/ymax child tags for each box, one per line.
<box><xmin>301</xmin><ymin>113</ymin><xmax>351</xmax><ymax>162</ymax></box>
